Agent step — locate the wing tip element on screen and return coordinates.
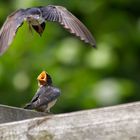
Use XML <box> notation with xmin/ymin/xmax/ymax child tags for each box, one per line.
<box><xmin>91</xmin><ymin>43</ymin><xmax>96</xmax><ymax>48</ymax></box>
<box><xmin>86</xmin><ymin>42</ymin><xmax>96</xmax><ymax>48</ymax></box>
<box><xmin>90</xmin><ymin>40</ymin><xmax>96</xmax><ymax>48</ymax></box>
<box><xmin>24</xmin><ymin>104</ymin><xmax>33</xmax><ymax>109</ymax></box>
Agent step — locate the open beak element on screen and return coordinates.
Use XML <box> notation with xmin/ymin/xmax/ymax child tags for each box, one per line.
<box><xmin>37</xmin><ymin>71</ymin><xmax>47</xmax><ymax>86</ymax></box>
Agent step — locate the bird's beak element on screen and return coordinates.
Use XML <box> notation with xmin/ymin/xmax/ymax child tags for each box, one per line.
<box><xmin>37</xmin><ymin>71</ymin><xmax>47</xmax><ymax>86</ymax></box>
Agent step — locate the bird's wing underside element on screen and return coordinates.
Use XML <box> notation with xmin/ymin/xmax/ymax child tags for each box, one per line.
<box><xmin>0</xmin><ymin>9</ymin><xmax>25</xmax><ymax>55</ymax></box>
<box><xmin>40</xmin><ymin>5</ymin><xmax>96</xmax><ymax>47</ymax></box>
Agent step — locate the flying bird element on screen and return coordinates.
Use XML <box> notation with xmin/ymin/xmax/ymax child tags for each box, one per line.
<box><xmin>24</xmin><ymin>71</ymin><xmax>61</xmax><ymax>113</ymax></box>
<box><xmin>0</xmin><ymin>5</ymin><xmax>96</xmax><ymax>55</ymax></box>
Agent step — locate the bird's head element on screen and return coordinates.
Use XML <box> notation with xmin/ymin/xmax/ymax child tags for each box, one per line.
<box><xmin>26</xmin><ymin>8</ymin><xmax>42</xmax><ymax>23</ymax></box>
<box><xmin>27</xmin><ymin>8</ymin><xmax>41</xmax><ymax>16</ymax></box>
<box><xmin>37</xmin><ymin>71</ymin><xmax>52</xmax><ymax>86</ymax></box>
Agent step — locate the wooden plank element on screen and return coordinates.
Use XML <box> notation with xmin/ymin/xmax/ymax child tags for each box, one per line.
<box><xmin>0</xmin><ymin>102</ymin><xmax>140</xmax><ymax>140</ymax></box>
<box><xmin>0</xmin><ymin>104</ymin><xmax>46</xmax><ymax>124</ymax></box>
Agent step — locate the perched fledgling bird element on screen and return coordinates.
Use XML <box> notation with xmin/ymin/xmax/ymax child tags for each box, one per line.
<box><xmin>0</xmin><ymin>5</ymin><xmax>96</xmax><ymax>55</ymax></box>
<box><xmin>24</xmin><ymin>71</ymin><xmax>60</xmax><ymax>113</ymax></box>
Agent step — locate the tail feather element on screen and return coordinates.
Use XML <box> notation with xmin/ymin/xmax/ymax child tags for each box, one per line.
<box><xmin>24</xmin><ymin>103</ymin><xmax>33</xmax><ymax>109</ymax></box>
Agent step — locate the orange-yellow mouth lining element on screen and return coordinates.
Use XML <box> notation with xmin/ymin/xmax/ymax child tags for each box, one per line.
<box><xmin>37</xmin><ymin>71</ymin><xmax>47</xmax><ymax>84</ymax></box>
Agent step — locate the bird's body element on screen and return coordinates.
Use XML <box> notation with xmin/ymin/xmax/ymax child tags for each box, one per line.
<box><xmin>24</xmin><ymin>71</ymin><xmax>61</xmax><ymax>113</ymax></box>
<box><xmin>24</xmin><ymin>85</ymin><xmax>60</xmax><ymax>112</ymax></box>
<box><xmin>0</xmin><ymin>5</ymin><xmax>96</xmax><ymax>55</ymax></box>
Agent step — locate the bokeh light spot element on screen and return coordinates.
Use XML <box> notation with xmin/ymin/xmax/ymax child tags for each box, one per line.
<box><xmin>92</xmin><ymin>78</ymin><xmax>121</xmax><ymax>106</ymax></box>
<box><xmin>13</xmin><ymin>71</ymin><xmax>30</xmax><ymax>91</ymax></box>
<box><xmin>56</xmin><ymin>38</ymin><xmax>81</xmax><ymax>65</ymax></box>
<box><xmin>85</xmin><ymin>43</ymin><xmax>115</xmax><ymax>69</ymax></box>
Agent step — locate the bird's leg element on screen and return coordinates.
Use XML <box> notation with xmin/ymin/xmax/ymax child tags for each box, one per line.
<box><xmin>45</xmin><ymin>109</ymin><xmax>54</xmax><ymax>115</ymax></box>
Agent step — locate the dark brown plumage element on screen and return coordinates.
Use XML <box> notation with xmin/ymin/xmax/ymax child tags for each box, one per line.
<box><xmin>0</xmin><ymin>5</ymin><xmax>96</xmax><ymax>55</ymax></box>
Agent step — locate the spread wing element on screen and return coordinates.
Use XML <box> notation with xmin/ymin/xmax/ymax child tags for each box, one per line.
<box><xmin>40</xmin><ymin>5</ymin><xmax>96</xmax><ymax>47</ymax></box>
<box><xmin>0</xmin><ymin>9</ymin><xmax>25</xmax><ymax>55</ymax></box>
<box><xmin>25</xmin><ymin>86</ymin><xmax>60</xmax><ymax>109</ymax></box>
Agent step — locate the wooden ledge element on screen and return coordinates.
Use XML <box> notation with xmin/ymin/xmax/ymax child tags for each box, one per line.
<box><xmin>0</xmin><ymin>102</ymin><xmax>140</xmax><ymax>140</ymax></box>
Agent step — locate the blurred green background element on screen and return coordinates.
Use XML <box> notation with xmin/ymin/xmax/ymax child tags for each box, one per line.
<box><xmin>0</xmin><ymin>0</ymin><xmax>140</xmax><ymax>113</ymax></box>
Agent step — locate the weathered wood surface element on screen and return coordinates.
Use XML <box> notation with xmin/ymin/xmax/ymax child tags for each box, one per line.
<box><xmin>0</xmin><ymin>102</ymin><xmax>140</xmax><ymax>140</ymax></box>
<box><xmin>0</xmin><ymin>104</ymin><xmax>46</xmax><ymax>124</ymax></box>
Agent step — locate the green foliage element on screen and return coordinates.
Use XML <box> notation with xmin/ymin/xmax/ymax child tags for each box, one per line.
<box><xmin>0</xmin><ymin>0</ymin><xmax>140</xmax><ymax>113</ymax></box>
